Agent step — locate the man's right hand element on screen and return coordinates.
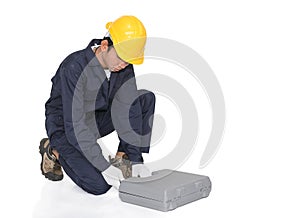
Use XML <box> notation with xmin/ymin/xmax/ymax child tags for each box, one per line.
<box><xmin>102</xmin><ymin>165</ymin><xmax>125</xmax><ymax>190</ymax></box>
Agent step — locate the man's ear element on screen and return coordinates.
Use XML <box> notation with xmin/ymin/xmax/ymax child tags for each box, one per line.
<box><xmin>100</xmin><ymin>39</ymin><xmax>109</xmax><ymax>52</ymax></box>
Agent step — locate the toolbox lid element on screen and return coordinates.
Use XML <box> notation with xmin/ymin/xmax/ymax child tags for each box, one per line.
<box><xmin>119</xmin><ymin>169</ymin><xmax>211</xmax><ymax>202</ymax></box>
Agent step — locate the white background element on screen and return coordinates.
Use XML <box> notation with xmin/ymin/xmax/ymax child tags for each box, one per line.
<box><xmin>1</xmin><ymin>0</ymin><xmax>299</xmax><ymax>217</ymax></box>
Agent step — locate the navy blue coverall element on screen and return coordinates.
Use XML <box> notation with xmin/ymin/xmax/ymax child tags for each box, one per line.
<box><xmin>45</xmin><ymin>39</ymin><xmax>155</xmax><ymax>195</ymax></box>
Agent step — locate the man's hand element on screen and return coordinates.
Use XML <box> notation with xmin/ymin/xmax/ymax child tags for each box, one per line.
<box><xmin>102</xmin><ymin>165</ymin><xmax>125</xmax><ymax>190</ymax></box>
<box><xmin>132</xmin><ymin>164</ymin><xmax>151</xmax><ymax>177</ymax></box>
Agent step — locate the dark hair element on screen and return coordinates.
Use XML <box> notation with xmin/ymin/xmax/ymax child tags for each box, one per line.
<box><xmin>103</xmin><ymin>37</ymin><xmax>113</xmax><ymax>46</ymax></box>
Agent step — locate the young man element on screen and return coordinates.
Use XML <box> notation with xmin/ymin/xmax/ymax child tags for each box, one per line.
<box><xmin>39</xmin><ymin>16</ymin><xmax>156</xmax><ymax>195</ymax></box>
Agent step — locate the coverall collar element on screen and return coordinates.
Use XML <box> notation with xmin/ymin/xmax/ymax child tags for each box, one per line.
<box><xmin>85</xmin><ymin>39</ymin><xmax>103</xmax><ymax>67</ymax></box>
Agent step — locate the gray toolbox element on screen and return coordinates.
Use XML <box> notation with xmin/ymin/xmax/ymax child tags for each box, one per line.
<box><xmin>119</xmin><ymin>169</ymin><xmax>212</xmax><ymax>212</ymax></box>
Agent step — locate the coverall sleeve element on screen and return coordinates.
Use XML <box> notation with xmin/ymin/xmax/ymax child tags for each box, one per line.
<box><xmin>113</xmin><ymin>65</ymin><xmax>144</xmax><ymax>163</ymax></box>
<box><xmin>60</xmin><ymin>67</ymin><xmax>110</xmax><ymax>172</ymax></box>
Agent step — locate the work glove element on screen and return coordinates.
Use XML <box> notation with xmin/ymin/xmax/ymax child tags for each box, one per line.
<box><xmin>102</xmin><ymin>165</ymin><xmax>125</xmax><ymax>190</ymax></box>
<box><xmin>132</xmin><ymin>164</ymin><xmax>151</xmax><ymax>177</ymax></box>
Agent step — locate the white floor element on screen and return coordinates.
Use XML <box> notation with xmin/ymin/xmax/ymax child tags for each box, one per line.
<box><xmin>32</xmin><ymin>176</ymin><xmax>210</xmax><ymax>218</ymax></box>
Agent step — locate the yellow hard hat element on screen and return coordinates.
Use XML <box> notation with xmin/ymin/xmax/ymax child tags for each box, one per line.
<box><xmin>106</xmin><ymin>15</ymin><xmax>146</xmax><ymax>65</ymax></box>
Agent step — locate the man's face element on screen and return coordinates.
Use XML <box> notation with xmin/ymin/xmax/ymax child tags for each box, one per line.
<box><xmin>105</xmin><ymin>47</ymin><xmax>129</xmax><ymax>72</ymax></box>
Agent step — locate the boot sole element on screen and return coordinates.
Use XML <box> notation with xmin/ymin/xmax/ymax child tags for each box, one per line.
<box><xmin>39</xmin><ymin>138</ymin><xmax>63</xmax><ymax>181</ymax></box>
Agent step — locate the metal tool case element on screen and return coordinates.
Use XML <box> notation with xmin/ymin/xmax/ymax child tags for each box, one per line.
<box><xmin>119</xmin><ymin>169</ymin><xmax>212</xmax><ymax>212</ymax></box>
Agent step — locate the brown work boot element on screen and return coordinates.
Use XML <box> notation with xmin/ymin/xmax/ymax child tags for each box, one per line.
<box><xmin>39</xmin><ymin>138</ymin><xmax>63</xmax><ymax>181</ymax></box>
<box><xmin>109</xmin><ymin>154</ymin><xmax>132</xmax><ymax>179</ymax></box>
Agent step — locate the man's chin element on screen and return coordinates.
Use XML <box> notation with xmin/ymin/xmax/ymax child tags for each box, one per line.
<box><xmin>110</xmin><ymin>68</ymin><xmax>121</xmax><ymax>72</ymax></box>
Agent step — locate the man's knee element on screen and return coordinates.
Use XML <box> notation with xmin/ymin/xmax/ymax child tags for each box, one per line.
<box><xmin>138</xmin><ymin>89</ymin><xmax>156</xmax><ymax>107</ymax></box>
<box><xmin>145</xmin><ymin>90</ymin><xmax>156</xmax><ymax>104</ymax></box>
<box><xmin>58</xmin><ymin>148</ymin><xmax>112</xmax><ymax>196</ymax></box>
<box><xmin>79</xmin><ymin>174</ymin><xmax>112</xmax><ymax>195</ymax></box>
